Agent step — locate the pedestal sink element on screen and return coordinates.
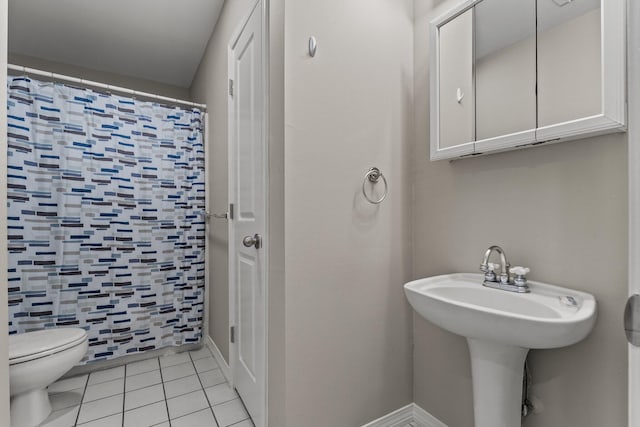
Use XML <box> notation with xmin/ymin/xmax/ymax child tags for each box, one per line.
<box><xmin>404</xmin><ymin>273</ymin><xmax>597</xmax><ymax>427</ymax></box>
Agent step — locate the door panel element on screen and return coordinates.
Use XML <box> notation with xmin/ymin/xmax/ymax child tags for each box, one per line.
<box><xmin>238</xmin><ymin>253</ymin><xmax>257</xmax><ymax>380</ymax></box>
<box><xmin>229</xmin><ymin>1</ymin><xmax>265</xmax><ymax>426</ymax></box>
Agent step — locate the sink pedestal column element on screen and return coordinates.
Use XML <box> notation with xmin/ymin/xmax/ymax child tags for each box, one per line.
<box><xmin>466</xmin><ymin>338</ymin><xmax>529</xmax><ymax>427</ymax></box>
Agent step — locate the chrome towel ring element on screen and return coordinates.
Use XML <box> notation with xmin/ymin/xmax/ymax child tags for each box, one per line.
<box><xmin>362</xmin><ymin>167</ymin><xmax>388</xmax><ymax>204</ymax></box>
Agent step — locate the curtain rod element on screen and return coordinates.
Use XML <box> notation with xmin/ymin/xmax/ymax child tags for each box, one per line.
<box><xmin>7</xmin><ymin>64</ymin><xmax>207</xmax><ymax>110</ymax></box>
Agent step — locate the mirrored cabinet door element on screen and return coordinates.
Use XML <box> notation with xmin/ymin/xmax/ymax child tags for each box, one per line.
<box><xmin>537</xmin><ymin>0</ymin><xmax>602</xmax><ymax>128</ymax></box>
<box><xmin>433</xmin><ymin>8</ymin><xmax>475</xmax><ymax>159</ymax></box>
<box><xmin>429</xmin><ymin>0</ymin><xmax>625</xmax><ymax>161</ymax></box>
<box><xmin>474</xmin><ymin>0</ymin><xmax>536</xmax><ymax>143</ymax></box>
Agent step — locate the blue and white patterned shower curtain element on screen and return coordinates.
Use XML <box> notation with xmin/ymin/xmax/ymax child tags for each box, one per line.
<box><xmin>6</xmin><ymin>76</ymin><xmax>205</xmax><ymax>363</ymax></box>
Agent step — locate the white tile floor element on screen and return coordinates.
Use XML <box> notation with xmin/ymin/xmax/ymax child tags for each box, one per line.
<box><xmin>40</xmin><ymin>347</ymin><xmax>254</xmax><ymax>427</ymax></box>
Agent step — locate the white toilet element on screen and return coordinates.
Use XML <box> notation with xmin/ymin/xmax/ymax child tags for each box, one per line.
<box><xmin>9</xmin><ymin>328</ymin><xmax>88</xmax><ymax>427</ymax></box>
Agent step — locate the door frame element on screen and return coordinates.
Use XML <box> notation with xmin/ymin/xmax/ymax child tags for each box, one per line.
<box><xmin>227</xmin><ymin>0</ymin><xmax>270</xmax><ymax>425</ymax></box>
<box><xmin>0</xmin><ymin>0</ymin><xmax>10</xmax><ymax>424</ymax></box>
<box><xmin>630</xmin><ymin>0</ymin><xmax>639</xmax><ymax>425</ymax></box>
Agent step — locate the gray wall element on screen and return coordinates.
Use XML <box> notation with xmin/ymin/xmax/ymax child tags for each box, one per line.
<box><xmin>413</xmin><ymin>1</ymin><xmax>628</xmax><ymax>426</ymax></box>
<box><xmin>190</xmin><ymin>0</ymin><xmax>257</xmax><ymax>364</ymax></box>
<box><xmin>282</xmin><ymin>0</ymin><xmax>414</xmax><ymax>425</ymax></box>
<box><xmin>9</xmin><ymin>53</ymin><xmax>190</xmax><ymax>100</ymax></box>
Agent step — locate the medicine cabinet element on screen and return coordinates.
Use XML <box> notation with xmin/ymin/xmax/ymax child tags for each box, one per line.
<box><xmin>429</xmin><ymin>0</ymin><xmax>626</xmax><ymax>161</ymax></box>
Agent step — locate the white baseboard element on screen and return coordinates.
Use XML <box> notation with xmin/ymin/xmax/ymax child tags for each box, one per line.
<box><xmin>412</xmin><ymin>404</ymin><xmax>447</xmax><ymax>427</ymax></box>
<box><xmin>361</xmin><ymin>404</ymin><xmax>415</xmax><ymax>427</ymax></box>
<box><xmin>361</xmin><ymin>403</ymin><xmax>447</xmax><ymax>427</ymax></box>
<box><xmin>205</xmin><ymin>335</ymin><xmax>231</xmax><ymax>383</ymax></box>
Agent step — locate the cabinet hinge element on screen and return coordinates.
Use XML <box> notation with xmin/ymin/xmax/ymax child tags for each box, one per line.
<box><xmin>230</xmin><ymin>326</ymin><xmax>236</xmax><ymax>343</ymax></box>
<box><xmin>229</xmin><ymin>79</ymin><xmax>234</xmax><ymax>97</ymax></box>
<box><xmin>229</xmin><ymin>203</ymin><xmax>234</xmax><ymax>220</ymax></box>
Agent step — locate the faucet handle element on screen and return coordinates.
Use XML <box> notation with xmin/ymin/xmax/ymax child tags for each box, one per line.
<box><xmin>510</xmin><ymin>266</ymin><xmax>530</xmax><ymax>287</ymax></box>
<box><xmin>509</xmin><ymin>266</ymin><xmax>530</xmax><ymax>276</ymax></box>
<box><xmin>480</xmin><ymin>262</ymin><xmax>499</xmax><ymax>272</ymax></box>
<box><xmin>480</xmin><ymin>262</ymin><xmax>500</xmax><ymax>282</ymax></box>
<box><xmin>487</xmin><ymin>262</ymin><xmax>500</xmax><ymax>272</ymax></box>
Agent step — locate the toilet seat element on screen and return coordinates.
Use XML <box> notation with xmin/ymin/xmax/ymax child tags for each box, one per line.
<box><xmin>9</xmin><ymin>328</ymin><xmax>87</xmax><ymax>365</ymax></box>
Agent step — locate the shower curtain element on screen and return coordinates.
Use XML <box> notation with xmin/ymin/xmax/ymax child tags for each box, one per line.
<box><xmin>6</xmin><ymin>75</ymin><xmax>205</xmax><ymax>363</ymax></box>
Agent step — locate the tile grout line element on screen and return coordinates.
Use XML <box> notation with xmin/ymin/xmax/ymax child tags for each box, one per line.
<box><xmin>105</xmin><ymin>398</ymin><xmax>172</xmax><ymax>418</ymax></box>
<box><xmin>212</xmin><ymin>395</ymin><xmax>243</xmax><ymax>407</ymax></box>
<box><xmin>204</xmin><ymin>345</ymin><xmax>252</xmax><ymax>427</ymax></box>
<box><xmin>73</xmin><ymin>369</ymin><xmax>126</xmax><ymax>426</ymax></box>
<box><xmin>80</xmin><ymin>378</ymin><xmax>126</xmax><ymax>404</ymax></box>
<box><xmin>77</xmin><ymin>413</ymin><xmax>122</xmax><ymax>427</ymax></box>
<box><xmin>61</xmin><ymin>353</ymin><xmax>230</xmax><ymax>427</ymax></box>
<box><xmin>157</xmin><ymin>357</ymin><xmax>172</xmax><ymax>427</ymax></box>
<box><xmin>74</xmin><ymin>373</ymin><xmax>90</xmax><ymax>426</ymax></box>
<box><xmin>195</xmin><ymin>348</ymin><xmax>252</xmax><ymax>426</ymax></box>
<box><xmin>233</xmin><ymin>396</ymin><xmax>253</xmax><ymax>427</ymax></box>
<box><xmin>169</xmin><ymin>406</ymin><xmax>221</xmax><ymax>424</ymax></box>
<box><xmin>228</xmin><ymin>417</ymin><xmax>253</xmax><ymax>427</ymax></box>
<box><xmin>163</xmin><ymin>359</ymin><xmax>232</xmax><ymax>423</ymax></box>
<box><xmin>121</xmin><ymin>364</ymin><xmax>127</xmax><ymax>427</ymax></box>
<box><xmin>190</xmin><ymin>349</ymin><xmax>222</xmax><ymax>426</ymax></box>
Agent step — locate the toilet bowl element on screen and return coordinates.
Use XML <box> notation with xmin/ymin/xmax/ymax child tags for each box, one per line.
<box><xmin>9</xmin><ymin>328</ymin><xmax>88</xmax><ymax>427</ymax></box>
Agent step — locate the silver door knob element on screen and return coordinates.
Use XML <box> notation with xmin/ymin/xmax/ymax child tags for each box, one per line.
<box><xmin>243</xmin><ymin>234</ymin><xmax>262</xmax><ymax>249</ymax></box>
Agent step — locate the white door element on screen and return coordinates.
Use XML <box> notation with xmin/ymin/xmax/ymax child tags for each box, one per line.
<box><xmin>228</xmin><ymin>1</ymin><xmax>266</xmax><ymax>426</ymax></box>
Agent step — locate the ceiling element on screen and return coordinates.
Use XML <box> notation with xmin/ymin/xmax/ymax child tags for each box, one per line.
<box><xmin>8</xmin><ymin>0</ymin><xmax>225</xmax><ymax>88</ymax></box>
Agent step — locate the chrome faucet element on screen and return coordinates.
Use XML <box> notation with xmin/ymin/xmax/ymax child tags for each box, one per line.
<box><xmin>479</xmin><ymin>245</ymin><xmax>530</xmax><ymax>293</ymax></box>
<box><xmin>480</xmin><ymin>245</ymin><xmax>510</xmax><ymax>284</ymax></box>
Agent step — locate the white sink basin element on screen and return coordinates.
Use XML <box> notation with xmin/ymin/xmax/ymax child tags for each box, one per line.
<box><xmin>404</xmin><ymin>273</ymin><xmax>597</xmax><ymax>349</ymax></box>
<box><xmin>404</xmin><ymin>273</ymin><xmax>597</xmax><ymax>427</ymax></box>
